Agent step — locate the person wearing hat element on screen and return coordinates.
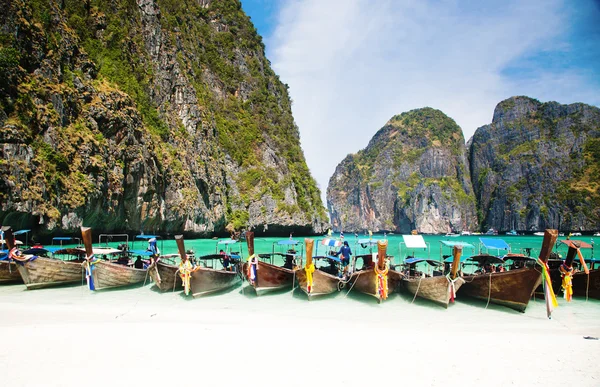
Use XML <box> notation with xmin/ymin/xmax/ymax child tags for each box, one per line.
<box><xmin>336</xmin><ymin>241</ymin><xmax>352</xmax><ymax>276</ymax></box>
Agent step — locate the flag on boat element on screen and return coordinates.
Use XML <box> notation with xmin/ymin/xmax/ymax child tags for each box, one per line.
<box><xmin>340</xmin><ymin>231</ymin><xmax>344</xmax><ymax>239</ymax></box>
<box><xmin>321</xmin><ymin>238</ymin><xmax>342</xmax><ymax>247</ymax></box>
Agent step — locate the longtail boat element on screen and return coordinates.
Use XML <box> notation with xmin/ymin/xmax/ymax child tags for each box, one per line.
<box><xmin>0</xmin><ymin>226</ymin><xmax>23</xmax><ymax>284</ymax></box>
<box><xmin>554</xmin><ymin>240</ymin><xmax>599</xmax><ymax>300</ymax></box>
<box><xmin>189</xmin><ymin>238</ymin><xmax>243</xmax><ymax>297</ymax></box>
<box><xmin>148</xmin><ymin>235</ymin><xmax>191</xmax><ymax>292</ymax></box>
<box><xmin>81</xmin><ymin>226</ymin><xmax>148</xmax><ymax>291</ymax></box>
<box><xmin>347</xmin><ymin>239</ymin><xmax>391</xmax><ymax>303</ymax></box>
<box><xmin>296</xmin><ymin>238</ymin><xmax>343</xmax><ymax>299</ymax></box>
<box><xmin>0</xmin><ymin>226</ymin><xmax>85</xmax><ymax>290</ymax></box>
<box><xmin>243</xmin><ymin>234</ymin><xmax>301</xmax><ymax>295</ymax></box>
<box><xmin>459</xmin><ymin>230</ymin><xmax>558</xmax><ymax>312</ymax></box>
<box><xmin>402</xmin><ymin>241</ymin><xmax>466</xmax><ymax>308</ymax></box>
<box><xmin>572</xmin><ymin>266</ymin><xmax>600</xmax><ymax>300</ymax></box>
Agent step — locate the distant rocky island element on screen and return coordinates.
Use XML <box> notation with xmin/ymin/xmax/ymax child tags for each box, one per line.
<box><xmin>0</xmin><ymin>0</ymin><xmax>328</xmax><ymax>237</ymax></box>
<box><xmin>327</xmin><ymin>96</ymin><xmax>600</xmax><ymax>233</ymax></box>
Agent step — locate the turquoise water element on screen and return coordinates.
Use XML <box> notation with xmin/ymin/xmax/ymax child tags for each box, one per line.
<box><xmin>79</xmin><ymin>233</ymin><xmax>598</xmax><ymax>264</ymax></box>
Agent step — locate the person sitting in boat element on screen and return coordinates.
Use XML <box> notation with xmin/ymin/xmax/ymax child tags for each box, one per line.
<box><xmin>497</xmin><ymin>264</ymin><xmax>505</xmax><ymax>272</ymax></box>
<box><xmin>283</xmin><ymin>249</ymin><xmax>296</xmax><ymax>269</ymax></box>
<box><xmin>220</xmin><ymin>249</ymin><xmax>231</xmax><ymax>271</ymax></box>
<box><xmin>336</xmin><ymin>241</ymin><xmax>352</xmax><ymax>276</ymax></box>
<box><xmin>134</xmin><ymin>255</ymin><xmax>145</xmax><ymax>269</ymax></box>
<box><xmin>116</xmin><ymin>254</ymin><xmax>130</xmax><ymax>266</ymax></box>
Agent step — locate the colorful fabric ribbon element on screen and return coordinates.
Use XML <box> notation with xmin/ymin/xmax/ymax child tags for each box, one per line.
<box><xmin>374</xmin><ymin>264</ymin><xmax>388</xmax><ymax>300</ymax></box>
<box><xmin>179</xmin><ymin>259</ymin><xmax>192</xmax><ymax>295</ymax></box>
<box><xmin>538</xmin><ymin>258</ymin><xmax>558</xmax><ymax>318</ymax></box>
<box><xmin>576</xmin><ymin>249</ymin><xmax>590</xmax><ymax>274</ymax></box>
<box><xmin>83</xmin><ymin>254</ymin><xmax>98</xmax><ymax>291</ymax></box>
<box><xmin>247</xmin><ymin>254</ymin><xmax>258</xmax><ymax>286</ymax></box>
<box><xmin>559</xmin><ymin>263</ymin><xmax>573</xmax><ymax>302</ymax></box>
<box><xmin>305</xmin><ymin>263</ymin><xmax>315</xmax><ymax>294</ymax></box>
<box><xmin>446</xmin><ymin>274</ymin><xmax>460</xmax><ymax>303</ymax></box>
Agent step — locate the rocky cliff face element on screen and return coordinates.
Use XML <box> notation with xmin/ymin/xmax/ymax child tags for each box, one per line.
<box><xmin>0</xmin><ymin>0</ymin><xmax>328</xmax><ymax>237</ymax></box>
<box><xmin>470</xmin><ymin>96</ymin><xmax>600</xmax><ymax>232</ymax></box>
<box><xmin>327</xmin><ymin>108</ymin><xmax>477</xmax><ymax>234</ymax></box>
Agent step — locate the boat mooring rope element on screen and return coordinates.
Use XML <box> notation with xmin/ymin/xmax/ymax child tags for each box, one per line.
<box><xmin>411</xmin><ymin>276</ymin><xmax>423</xmax><ymax>304</ymax></box>
<box><xmin>485</xmin><ymin>273</ymin><xmax>492</xmax><ymax>309</ymax></box>
<box><xmin>344</xmin><ymin>269</ymin><xmax>362</xmax><ymax>297</ymax></box>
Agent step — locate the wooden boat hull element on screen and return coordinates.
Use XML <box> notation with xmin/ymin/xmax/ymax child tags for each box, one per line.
<box><xmin>296</xmin><ymin>268</ymin><xmax>341</xmax><ymax>298</ymax></box>
<box><xmin>572</xmin><ymin>269</ymin><xmax>600</xmax><ymax>300</ymax></box>
<box><xmin>149</xmin><ymin>261</ymin><xmax>182</xmax><ymax>292</ymax></box>
<box><xmin>460</xmin><ymin>267</ymin><xmax>542</xmax><ymax>312</ymax></box>
<box><xmin>349</xmin><ymin>269</ymin><xmax>381</xmax><ymax>301</ymax></box>
<box><xmin>89</xmin><ymin>260</ymin><xmax>148</xmax><ymax>291</ymax></box>
<box><xmin>403</xmin><ymin>275</ymin><xmax>466</xmax><ymax>308</ymax></box>
<box><xmin>17</xmin><ymin>257</ymin><xmax>83</xmax><ymax>290</ymax></box>
<box><xmin>0</xmin><ymin>260</ymin><xmax>22</xmax><ymax>284</ymax></box>
<box><xmin>387</xmin><ymin>269</ymin><xmax>403</xmax><ymax>294</ymax></box>
<box><xmin>242</xmin><ymin>261</ymin><xmax>297</xmax><ymax>294</ymax></box>
<box><xmin>189</xmin><ymin>266</ymin><xmax>241</xmax><ymax>297</ymax></box>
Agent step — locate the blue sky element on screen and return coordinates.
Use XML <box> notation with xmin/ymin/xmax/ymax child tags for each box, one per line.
<box><xmin>240</xmin><ymin>0</ymin><xmax>600</xmax><ymax>203</ymax></box>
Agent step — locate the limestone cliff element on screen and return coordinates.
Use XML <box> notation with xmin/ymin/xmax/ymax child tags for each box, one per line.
<box><xmin>470</xmin><ymin>96</ymin><xmax>600</xmax><ymax>232</ymax></box>
<box><xmin>327</xmin><ymin>108</ymin><xmax>477</xmax><ymax>234</ymax></box>
<box><xmin>0</xmin><ymin>0</ymin><xmax>328</xmax><ymax>237</ymax></box>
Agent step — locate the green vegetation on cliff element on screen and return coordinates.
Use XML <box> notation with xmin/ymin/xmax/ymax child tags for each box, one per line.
<box><xmin>0</xmin><ymin>0</ymin><xmax>327</xmax><ymax>234</ymax></box>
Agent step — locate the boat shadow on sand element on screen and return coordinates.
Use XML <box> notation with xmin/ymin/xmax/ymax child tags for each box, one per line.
<box><xmin>90</xmin><ymin>282</ymin><xmax>153</xmax><ymax>294</ymax></box>
<box><xmin>238</xmin><ymin>283</ymin><xmax>296</xmax><ymax>298</ymax></box>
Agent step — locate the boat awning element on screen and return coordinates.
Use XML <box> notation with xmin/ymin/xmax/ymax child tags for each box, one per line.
<box><xmin>198</xmin><ymin>253</ymin><xmax>240</xmax><ymax>260</ymax></box>
<box><xmin>440</xmin><ymin>240</ymin><xmax>475</xmax><ymax>249</ymax></box>
<box><xmin>14</xmin><ymin>229</ymin><xmax>31</xmax><ymax>235</ymax></box>
<box><xmin>404</xmin><ymin>257</ymin><xmax>442</xmax><ymax>266</ymax></box>
<box><xmin>276</xmin><ymin>240</ymin><xmax>299</xmax><ymax>246</ymax></box>
<box><xmin>479</xmin><ymin>238</ymin><xmax>510</xmax><ymax>250</ymax></box>
<box><xmin>129</xmin><ymin>249</ymin><xmax>154</xmax><ymax>257</ymax></box>
<box><xmin>402</xmin><ymin>235</ymin><xmax>427</xmax><ymax>249</ymax></box>
<box><xmin>92</xmin><ymin>247</ymin><xmax>122</xmax><ymax>255</ymax></box>
<box><xmin>443</xmin><ymin>256</ymin><xmax>469</xmax><ymax>263</ymax></box>
<box><xmin>0</xmin><ymin>239</ymin><xmax>23</xmax><ymax>245</ymax></box>
<box><xmin>321</xmin><ymin>238</ymin><xmax>342</xmax><ymax>247</ymax></box>
<box><xmin>559</xmin><ymin>240</ymin><xmax>593</xmax><ymax>249</ymax></box>
<box><xmin>217</xmin><ymin>239</ymin><xmax>238</xmax><ymax>245</ymax></box>
<box><xmin>313</xmin><ymin>255</ymin><xmax>342</xmax><ymax>262</ymax></box>
<box><xmin>22</xmin><ymin>247</ymin><xmax>50</xmax><ymax>255</ymax></box>
<box><xmin>52</xmin><ymin>237</ymin><xmax>75</xmax><ymax>241</ymax></box>
<box><xmin>357</xmin><ymin>239</ymin><xmax>378</xmax><ymax>245</ymax></box>
<box><xmin>502</xmin><ymin>253</ymin><xmax>535</xmax><ymax>261</ymax></box>
<box><xmin>135</xmin><ymin>235</ymin><xmax>159</xmax><ymax>239</ymax></box>
<box><xmin>468</xmin><ymin>254</ymin><xmax>504</xmax><ymax>264</ymax></box>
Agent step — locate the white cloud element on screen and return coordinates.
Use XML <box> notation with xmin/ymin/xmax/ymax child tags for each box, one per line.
<box><xmin>267</xmin><ymin>0</ymin><xmax>599</xmax><ymax>203</ymax></box>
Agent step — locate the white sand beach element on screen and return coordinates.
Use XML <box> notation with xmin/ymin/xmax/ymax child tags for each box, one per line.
<box><xmin>1</xmin><ymin>283</ymin><xmax>599</xmax><ymax>387</ymax></box>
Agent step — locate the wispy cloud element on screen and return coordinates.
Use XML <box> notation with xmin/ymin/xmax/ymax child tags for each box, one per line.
<box><xmin>266</xmin><ymin>0</ymin><xmax>600</xmax><ymax>201</ymax></box>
